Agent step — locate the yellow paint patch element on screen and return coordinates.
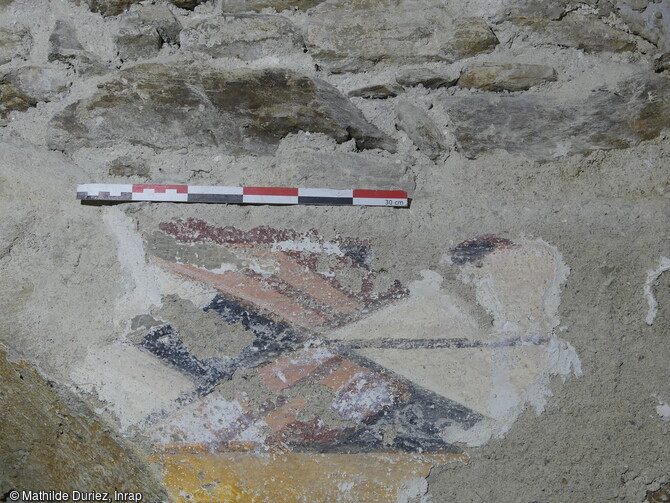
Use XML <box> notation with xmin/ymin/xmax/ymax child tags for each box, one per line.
<box><xmin>151</xmin><ymin>451</ymin><xmax>468</xmax><ymax>503</ymax></box>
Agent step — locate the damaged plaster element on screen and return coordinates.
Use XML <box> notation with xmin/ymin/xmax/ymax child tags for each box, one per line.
<box><xmin>644</xmin><ymin>256</ymin><xmax>670</xmax><ymax>325</ymax></box>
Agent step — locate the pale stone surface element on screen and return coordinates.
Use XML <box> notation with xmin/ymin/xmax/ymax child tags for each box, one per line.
<box><xmin>0</xmin><ymin>75</ymin><xmax>34</xmax><ymax>120</ymax></box>
<box><xmin>0</xmin><ymin>25</ymin><xmax>31</xmax><ymax>65</ymax></box>
<box><xmin>515</xmin><ymin>13</ymin><xmax>642</xmax><ymax>53</ymax></box>
<box><xmin>47</xmin><ymin>63</ymin><xmax>395</xmax><ymax>154</ymax></box>
<box><xmin>621</xmin><ymin>0</ymin><xmax>649</xmax><ymax>10</ymax></box>
<box><xmin>180</xmin><ymin>14</ymin><xmax>303</xmax><ymax>60</ymax></box>
<box><xmin>107</xmin><ymin>156</ymin><xmax>149</xmax><ymax>177</ymax></box>
<box><xmin>499</xmin><ymin>0</ymin><xmax>572</xmax><ymax>21</ymax></box>
<box><xmin>48</xmin><ymin>20</ymin><xmax>107</xmax><ymax>75</ymax></box>
<box><xmin>76</xmin><ymin>0</ymin><xmax>207</xmax><ymax>16</ymax></box>
<box><xmin>443</xmin><ymin>74</ymin><xmax>670</xmax><ymax>161</ymax></box>
<box><xmin>396</xmin><ymin>101</ymin><xmax>447</xmax><ymax>160</ymax></box>
<box><xmin>458</xmin><ymin>63</ymin><xmax>557</xmax><ymax>92</ymax></box>
<box><xmin>305</xmin><ymin>0</ymin><xmax>498</xmax><ymax>73</ymax></box>
<box><xmin>116</xmin><ymin>4</ymin><xmax>182</xmax><ymax>61</ymax></box>
<box><xmin>170</xmin><ymin>0</ymin><xmax>204</xmax><ymax>8</ymax></box>
<box><xmin>76</xmin><ymin>0</ymin><xmax>142</xmax><ymax>16</ymax></box>
<box><xmin>348</xmin><ymin>82</ymin><xmax>403</xmax><ymax>99</ymax></box>
<box><xmin>654</xmin><ymin>52</ymin><xmax>670</xmax><ymax>73</ymax></box>
<box><xmin>221</xmin><ymin>0</ymin><xmax>327</xmax><ymax>12</ymax></box>
<box><xmin>6</xmin><ymin>65</ymin><xmax>71</xmax><ymax>101</ymax></box>
<box><xmin>395</xmin><ymin>67</ymin><xmax>460</xmax><ymax>89</ymax></box>
<box><xmin>616</xmin><ymin>0</ymin><xmax>670</xmax><ymax>51</ymax></box>
<box><xmin>1</xmin><ymin>65</ymin><xmax>70</xmax><ymax>121</ymax></box>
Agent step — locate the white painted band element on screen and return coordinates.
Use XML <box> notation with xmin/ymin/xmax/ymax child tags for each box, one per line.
<box><xmin>188</xmin><ymin>185</ymin><xmax>243</xmax><ymax>195</ymax></box>
<box><xmin>243</xmin><ymin>195</ymin><xmax>300</xmax><ymax>204</ymax></box>
<box><xmin>132</xmin><ymin>192</ymin><xmax>189</xmax><ymax>202</ymax></box>
<box><xmin>298</xmin><ymin>188</ymin><xmax>354</xmax><ymax>198</ymax></box>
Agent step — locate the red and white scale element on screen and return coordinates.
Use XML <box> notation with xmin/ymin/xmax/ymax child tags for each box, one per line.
<box><xmin>76</xmin><ymin>184</ymin><xmax>409</xmax><ymax>207</ymax></box>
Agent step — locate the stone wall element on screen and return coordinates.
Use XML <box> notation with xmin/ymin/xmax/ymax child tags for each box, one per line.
<box><xmin>0</xmin><ymin>0</ymin><xmax>669</xmax><ymax>501</ymax></box>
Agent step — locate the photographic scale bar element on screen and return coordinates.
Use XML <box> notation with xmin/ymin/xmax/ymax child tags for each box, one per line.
<box><xmin>76</xmin><ymin>184</ymin><xmax>409</xmax><ymax>207</ymax></box>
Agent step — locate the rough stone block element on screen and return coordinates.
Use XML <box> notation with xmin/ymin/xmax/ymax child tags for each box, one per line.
<box><xmin>76</xmin><ymin>0</ymin><xmax>206</xmax><ymax>16</ymax></box>
<box><xmin>305</xmin><ymin>0</ymin><xmax>498</xmax><ymax>73</ymax></box>
<box><xmin>348</xmin><ymin>82</ymin><xmax>403</xmax><ymax>99</ymax></box>
<box><xmin>7</xmin><ymin>65</ymin><xmax>71</xmax><ymax>101</ymax></box>
<box><xmin>0</xmin><ymin>25</ymin><xmax>31</xmax><ymax>65</ymax></box>
<box><xmin>116</xmin><ymin>4</ymin><xmax>182</xmax><ymax>61</ymax></box>
<box><xmin>442</xmin><ymin>74</ymin><xmax>670</xmax><ymax>161</ymax></box>
<box><xmin>395</xmin><ymin>67</ymin><xmax>460</xmax><ymax>89</ymax></box>
<box><xmin>616</xmin><ymin>0</ymin><xmax>670</xmax><ymax>51</ymax></box>
<box><xmin>396</xmin><ymin>101</ymin><xmax>447</xmax><ymax>160</ymax></box>
<box><xmin>458</xmin><ymin>62</ymin><xmax>557</xmax><ymax>92</ymax></box>
<box><xmin>107</xmin><ymin>156</ymin><xmax>149</xmax><ymax>177</ymax></box>
<box><xmin>180</xmin><ymin>14</ymin><xmax>303</xmax><ymax>60</ymax></box>
<box><xmin>48</xmin><ymin>20</ymin><xmax>107</xmax><ymax>76</ymax></box>
<box><xmin>0</xmin><ymin>65</ymin><xmax>71</xmax><ymax>122</ymax></box>
<box><xmin>221</xmin><ymin>0</ymin><xmax>327</xmax><ymax>12</ymax></box>
<box><xmin>0</xmin><ymin>76</ymin><xmax>35</xmax><ymax>121</ymax></box>
<box><xmin>515</xmin><ymin>13</ymin><xmax>641</xmax><ymax>53</ymax></box>
<box><xmin>47</xmin><ymin>63</ymin><xmax>395</xmax><ymax>154</ymax></box>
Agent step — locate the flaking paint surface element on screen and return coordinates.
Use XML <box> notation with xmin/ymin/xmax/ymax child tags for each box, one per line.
<box><xmin>77</xmin><ymin>219</ymin><xmax>580</xmax><ymax>499</ymax></box>
<box><xmin>153</xmin><ymin>451</ymin><xmax>467</xmax><ymax>503</ymax></box>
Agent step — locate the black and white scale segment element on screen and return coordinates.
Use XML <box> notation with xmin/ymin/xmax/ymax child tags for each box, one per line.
<box><xmin>76</xmin><ymin>184</ymin><xmax>409</xmax><ymax>207</ymax></box>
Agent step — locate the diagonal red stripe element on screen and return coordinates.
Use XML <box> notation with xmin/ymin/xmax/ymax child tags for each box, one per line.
<box><xmin>244</xmin><ymin>187</ymin><xmax>299</xmax><ymax>196</ymax></box>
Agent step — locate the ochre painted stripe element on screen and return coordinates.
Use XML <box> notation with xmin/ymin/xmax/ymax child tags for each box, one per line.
<box><xmin>244</xmin><ymin>187</ymin><xmax>299</xmax><ymax>196</ymax></box>
<box><xmin>151</xmin><ymin>452</ymin><xmax>468</xmax><ymax>503</ymax></box>
<box><xmin>151</xmin><ymin>256</ymin><xmax>327</xmax><ymax>329</ymax></box>
<box><xmin>251</xmin><ymin>248</ymin><xmax>361</xmax><ymax>315</ymax></box>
